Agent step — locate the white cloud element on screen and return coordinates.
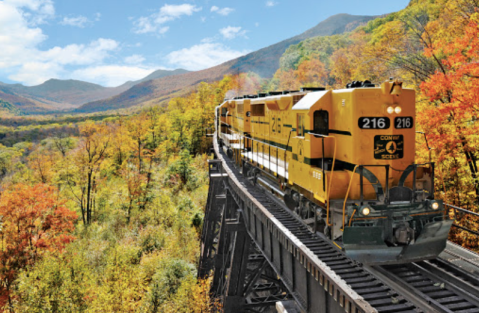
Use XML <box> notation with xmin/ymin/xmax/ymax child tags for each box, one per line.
<box><xmin>134</xmin><ymin>17</ymin><xmax>156</xmax><ymax>34</ymax></box>
<box><xmin>166</xmin><ymin>43</ymin><xmax>249</xmax><ymax>71</ymax></box>
<box><xmin>41</xmin><ymin>39</ymin><xmax>119</xmax><ymax>65</ymax></box>
<box><xmin>266</xmin><ymin>1</ymin><xmax>278</xmax><ymax>7</ymax></box>
<box><xmin>124</xmin><ymin>54</ymin><xmax>145</xmax><ymax>65</ymax></box>
<box><xmin>7</xmin><ymin>39</ymin><xmax>119</xmax><ymax>85</ymax></box>
<box><xmin>0</xmin><ymin>1</ymin><xmax>121</xmax><ymax>86</ymax></box>
<box><xmin>71</xmin><ymin>66</ymin><xmax>156</xmax><ymax>87</ymax></box>
<box><xmin>95</xmin><ymin>12</ymin><xmax>101</xmax><ymax>21</ymax></box>
<box><xmin>157</xmin><ymin>4</ymin><xmax>201</xmax><ymax>21</ymax></box>
<box><xmin>0</xmin><ymin>2</ymin><xmax>46</xmax><ymax>50</ymax></box>
<box><xmin>9</xmin><ymin>62</ymin><xmax>63</xmax><ymax>86</ymax></box>
<box><xmin>61</xmin><ymin>15</ymin><xmax>89</xmax><ymax>28</ymax></box>
<box><xmin>210</xmin><ymin>6</ymin><xmax>234</xmax><ymax>16</ymax></box>
<box><xmin>201</xmin><ymin>37</ymin><xmax>215</xmax><ymax>43</ymax></box>
<box><xmin>133</xmin><ymin>4</ymin><xmax>201</xmax><ymax>34</ymax></box>
<box><xmin>0</xmin><ymin>1</ymin><xmax>48</xmax><ymax>69</ymax></box>
<box><xmin>220</xmin><ymin>26</ymin><xmax>247</xmax><ymax>40</ymax></box>
<box><xmin>4</xmin><ymin>0</ymin><xmax>55</xmax><ymax>25</ymax></box>
<box><xmin>158</xmin><ymin>26</ymin><xmax>169</xmax><ymax>34</ymax></box>
<box><xmin>4</xmin><ymin>0</ymin><xmax>53</xmax><ymax>12</ymax></box>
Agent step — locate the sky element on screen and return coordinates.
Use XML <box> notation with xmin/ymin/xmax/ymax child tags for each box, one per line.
<box><xmin>0</xmin><ymin>0</ymin><xmax>410</xmax><ymax>87</ymax></box>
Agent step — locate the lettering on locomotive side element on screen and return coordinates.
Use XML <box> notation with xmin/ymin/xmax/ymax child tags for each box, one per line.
<box><xmin>374</xmin><ymin>135</ymin><xmax>404</xmax><ymax>159</ymax></box>
<box><xmin>379</xmin><ymin>135</ymin><xmax>401</xmax><ymax>141</ymax></box>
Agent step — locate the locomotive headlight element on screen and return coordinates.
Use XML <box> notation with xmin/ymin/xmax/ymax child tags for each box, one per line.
<box><xmin>361</xmin><ymin>206</ymin><xmax>371</xmax><ymax>216</ymax></box>
<box><xmin>394</xmin><ymin>106</ymin><xmax>402</xmax><ymax>114</ymax></box>
<box><xmin>387</xmin><ymin>106</ymin><xmax>394</xmax><ymax>114</ymax></box>
<box><xmin>431</xmin><ymin>201</ymin><xmax>440</xmax><ymax>210</ymax></box>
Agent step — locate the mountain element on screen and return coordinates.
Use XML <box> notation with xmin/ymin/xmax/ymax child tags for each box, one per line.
<box><xmin>230</xmin><ymin>13</ymin><xmax>378</xmax><ymax>77</ymax></box>
<box><xmin>119</xmin><ymin>68</ymin><xmax>190</xmax><ymax>89</ymax></box>
<box><xmin>0</xmin><ymin>69</ymin><xmax>189</xmax><ymax>114</ymax></box>
<box><xmin>0</xmin><ymin>84</ymin><xmax>58</xmax><ymax>113</ymax></box>
<box><xmin>8</xmin><ymin>79</ymin><xmax>111</xmax><ymax>107</ymax></box>
<box><xmin>76</xmin><ymin>64</ymin><xmax>231</xmax><ymax>112</ymax></box>
<box><xmin>77</xmin><ymin>13</ymin><xmax>377</xmax><ymax>113</ymax></box>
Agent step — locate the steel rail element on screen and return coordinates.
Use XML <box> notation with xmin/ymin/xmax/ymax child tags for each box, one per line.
<box><xmin>419</xmin><ymin>259</ymin><xmax>479</xmax><ymax>299</ymax></box>
<box><xmin>369</xmin><ymin>261</ymin><xmax>479</xmax><ymax>313</ymax></box>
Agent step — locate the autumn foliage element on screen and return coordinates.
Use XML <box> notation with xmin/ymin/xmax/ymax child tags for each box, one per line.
<box><xmin>0</xmin><ymin>0</ymin><xmax>479</xmax><ymax>310</ymax></box>
<box><xmin>0</xmin><ymin>184</ymin><xmax>77</xmax><ymax>309</ymax></box>
<box><xmin>0</xmin><ymin>77</ymin><xmax>232</xmax><ymax>312</ymax></box>
<box><xmin>419</xmin><ymin>18</ymin><xmax>479</xmax><ymax>197</ymax></box>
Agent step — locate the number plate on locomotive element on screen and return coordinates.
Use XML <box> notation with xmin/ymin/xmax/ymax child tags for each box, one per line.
<box><xmin>374</xmin><ymin>135</ymin><xmax>404</xmax><ymax>159</ymax></box>
<box><xmin>358</xmin><ymin>117</ymin><xmax>390</xmax><ymax>129</ymax></box>
<box><xmin>395</xmin><ymin>117</ymin><xmax>413</xmax><ymax>129</ymax></box>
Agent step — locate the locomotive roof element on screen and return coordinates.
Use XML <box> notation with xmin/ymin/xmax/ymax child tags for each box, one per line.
<box><xmin>291</xmin><ymin>90</ymin><xmax>329</xmax><ymax>110</ymax></box>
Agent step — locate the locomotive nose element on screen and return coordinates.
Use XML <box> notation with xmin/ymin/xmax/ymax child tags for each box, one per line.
<box><xmin>343</xmin><ymin>219</ymin><xmax>453</xmax><ymax>265</ymax></box>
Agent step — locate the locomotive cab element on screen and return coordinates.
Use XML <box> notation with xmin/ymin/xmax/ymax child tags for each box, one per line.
<box><xmin>288</xmin><ymin>80</ymin><xmax>452</xmax><ymax>264</ymax></box>
<box><xmin>335</xmin><ymin>80</ymin><xmax>452</xmax><ymax>264</ymax></box>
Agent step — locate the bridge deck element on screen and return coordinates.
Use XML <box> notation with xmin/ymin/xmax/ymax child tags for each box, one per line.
<box><xmin>200</xmin><ymin>133</ymin><xmax>479</xmax><ymax>313</ymax></box>
<box><xmin>441</xmin><ymin>241</ymin><xmax>479</xmax><ymax>275</ymax></box>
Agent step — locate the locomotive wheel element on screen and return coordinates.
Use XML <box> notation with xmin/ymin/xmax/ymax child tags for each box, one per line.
<box><xmin>323</xmin><ymin>225</ymin><xmax>331</xmax><ymax>239</ymax></box>
<box><xmin>284</xmin><ymin>189</ymin><xmax>297</xmax><ymax>211</ymax></box>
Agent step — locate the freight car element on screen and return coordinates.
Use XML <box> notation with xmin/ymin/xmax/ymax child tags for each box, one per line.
<box><xmin>216</xmin><ymin>78</ymin><xmax>452</xmax><ymax>264</ymax></box>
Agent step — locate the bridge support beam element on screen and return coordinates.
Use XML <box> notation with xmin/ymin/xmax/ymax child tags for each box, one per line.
<box><xmin>199</xmin><ymin>159</ymin><xmax>291</xmax><ymax>312</ymax></box>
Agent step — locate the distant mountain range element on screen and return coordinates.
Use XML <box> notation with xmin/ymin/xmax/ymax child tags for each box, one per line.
<box><xmin>0</xmin><ymin>68</ymin><xmax>189</xmax><ymax>114</ymax></box>
<box><xmin>0</xmin><ymin>14</ymin><xmax>376</xmax><ymax>114</ymax></box>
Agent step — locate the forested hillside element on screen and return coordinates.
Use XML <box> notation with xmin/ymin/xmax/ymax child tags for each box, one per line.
<box><xmin>0</xmin><ymin>100</ymin><xmax>20</xmax><ymax>117</ymax></box>
<box><xmin>0</xmin><ymin>77</ymin><xmax>232</xmax><ymax>311</ymax></box>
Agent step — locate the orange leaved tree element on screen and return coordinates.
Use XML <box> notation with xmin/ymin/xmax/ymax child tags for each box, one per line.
<box><xmin>0</xmin><ymin>184</ymin><xmax>77</xmax><ymax>310</ymax></box>
<box><xmin>419</xmin><ymin>17</ymin><xmax>479</xmax><ymax>202</ymax></box>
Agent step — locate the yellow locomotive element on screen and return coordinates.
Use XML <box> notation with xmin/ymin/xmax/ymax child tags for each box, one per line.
<box><xmin>217</xmin><ymin>78</ymin><xmax>452</xmax><ymax>264</ymax></box>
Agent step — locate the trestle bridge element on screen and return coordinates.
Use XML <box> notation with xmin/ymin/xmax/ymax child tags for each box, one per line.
<box><xmin>198</xmin><ymin>135</ymin><xmax>479</xmax><ymax>313</ymax></box>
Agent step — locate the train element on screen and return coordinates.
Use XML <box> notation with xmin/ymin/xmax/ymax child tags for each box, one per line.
<box><xmin>215</xmin><ymin>78</ymin><xmax>453</xmax><ymax>265</ymax></box>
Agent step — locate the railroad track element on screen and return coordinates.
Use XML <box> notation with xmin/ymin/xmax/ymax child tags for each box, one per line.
<box><xmin>209</xmin><ymin>139</ymin><xmax>479</xmax><ymax>312</ymax></box>
<box><xmin>261</xmin><ymin>204</ymin><xmax>419</xmax><ymax>313</ymax></box>
<box><xmin>233</xmin><ymin>166</ymin><xmax>419</xmax><ymax>312</ymax></box>
<box><xmin>239</xmin><ymin>166</ymin><xmax>479</xmax><ymax>312</ymax></box>
<box><xmin>369</xmin><ymin>259</ymin><xmax>479</xmax><ymax>313</ymax></box>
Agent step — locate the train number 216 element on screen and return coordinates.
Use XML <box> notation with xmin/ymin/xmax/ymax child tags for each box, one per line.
<box><xmin>395</xmin><ymin>117</ymin><xmax>413</xmax><ymax>129</ymax></box>
<box><xmin>358</xmin><ymin>117</ymin><xmax>390</xmax><ymax>129</ymax></box>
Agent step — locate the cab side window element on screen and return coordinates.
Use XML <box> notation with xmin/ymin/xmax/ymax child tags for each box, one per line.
<box><xmin>297</xmin><ymin>114</ymin><xmax>305</xmax><ymax>137</ymax></box>
<box><xmin>314</xmin><ymin>110</ymin><xmax>329</xmax><ymax>136</ymax></box>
